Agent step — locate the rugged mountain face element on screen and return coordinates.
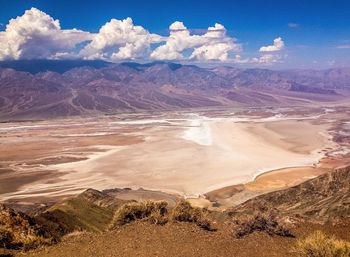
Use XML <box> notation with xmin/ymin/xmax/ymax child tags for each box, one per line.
<box><xmin>280</xmin><ymin>68</ymin><xmax>350</xmax><ymax>89</ymax></box>
<box><xmin>229</xmin><ymin>166</ymin><xmax>350</xmax><ymax>222</ymax></box>
<box><xmin>0</xmin><ymin>60</ymin><xmax>349</xmax><ymax>120</ymax></box>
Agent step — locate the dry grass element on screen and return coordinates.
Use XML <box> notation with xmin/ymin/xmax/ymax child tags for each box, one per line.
<box><xmin>110</xmin><ymin>200</ymin><xmax>216</xmax><ymax>231</ymax></box>
<box><xmin>0</xmin><ymin>248</ymin><xmax>13</xmax><ymax>257</ymax></box>
<box><xmin>296</xmin><ymin>230</ymin><xmax>350</xmax><ymax>257</ymax></box>
<box><xmin>234</xmin><ymin>212</ymin><xmax>293</xmax><ymax>238</ymax></box>
<box><xmin>170</xmin><ymin>200</ymin><xmax>216</xmax><ymax>231</ymax></box>
<box><xmin>0</xmin><ymin>227</ymin><xmax>12</xmax><ymax>249</ymax></box>
<box><xmin>0</xmin><ymin>204</ymin><xmax>53</xmax><ymax>250</ymax></box>
<box><xmin>110</xmin><ymin>201</ymin><xmax>168</xmax><ymax>228</ymax></box>
<box><xmin>0</xmin><ymin>225</ymin><xmax>51</xmax><ymax>250</ymax></box>
<box><xmin>20</xmin><ymin>235</ymin><xmax>52</xmax><ymax>251</ymax></box>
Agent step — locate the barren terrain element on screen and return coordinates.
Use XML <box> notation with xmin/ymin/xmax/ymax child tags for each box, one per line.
<box><xmin>1</xmin><ymin>105</ymin><xmax>350</xmax><ymax>209</ymax></box>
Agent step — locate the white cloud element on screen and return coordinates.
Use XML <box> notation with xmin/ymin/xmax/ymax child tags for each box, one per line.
<box><xmin>232</xmin><ymin>55</ymin><xmax>251</xmax><ymax>64</ymax></box>
<box><xmin>150</xmin><ymin>21</ymin><xmax>203</xmax><ymax>60</ymax></box>
<box><xmin>80</xmin><ymin>17</ymin><xmax>162</xmax><ymax>60</ymax></box>
<box><xmin>259</xmin><ymin>37</ymin><xmax>285</xmax><ymax>52</ymax></box>
<box><xmin>232</xmin><ymin>53</ymin><xmax>283</xmax><ymax>65</ymax></box>
<box><xmin>0</xmin><ymin>7</ymin><xmax>91</xmax><ymax>60</ymax></box>
<box><xmin>0</xmin><ymin>8</ymin><xmax>287</xmax><ymax>65</ymax></box>
<box><xmin>205</xmin><ymin>23</ymin><xmax>226</xmax><ymax>38</ymax></box>
<box><xmin>254</xmin><ymin>54</ymin><xmax>282</xmax><ymax>64</ymax></box>
<box><xmin>190</xmin><ymin>24</ymin><xmax>241</xmax><ymax>61</ymax></box>
<box><xmin>151</xmin><ymin>22</ymin><xmax>241</xmax><ymax>61</ymax></box>
<box><xmin>190</xmin><ymin>43</ymin><xmax>236</xmax><ymax>61</ymax></box>
<box><xmin>169</xmin><ymin>21</ymin><xmax>188</xmax><ymax>31</ymax></box>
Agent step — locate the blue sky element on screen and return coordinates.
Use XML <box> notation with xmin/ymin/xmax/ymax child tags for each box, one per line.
<box><xmin>0</xmin><ymin>0</ymin><xmax>349</xmax><ymax>68</ymax></box>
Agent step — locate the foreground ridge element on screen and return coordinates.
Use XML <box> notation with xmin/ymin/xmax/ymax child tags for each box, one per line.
<box><xmin>0</xmin><ymin>166</ymin><xmax>349</xmax><ymax>256</ymax></box>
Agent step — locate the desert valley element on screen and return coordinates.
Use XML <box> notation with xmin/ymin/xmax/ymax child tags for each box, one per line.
<box><xmin>1</xmin><ymin>61</ymin><xmax>350</xmax><ymax>206</ymax></box>
<box><xmin>1</xmin><ymin>2</ymin><xmax>350</xmax><ymax>256</ymax></box>
<box><xmin>1</xmin><ymin>105</ymin><xmax>350</xmax><ymax>207</ymax></box>
<box><xmin>1</xmin><ymin>61</ymin><xmax>350</xmax><ymax>257</ymax></box>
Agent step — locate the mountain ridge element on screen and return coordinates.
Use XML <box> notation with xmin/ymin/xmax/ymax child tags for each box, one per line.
<box><xmin>0</xmin><ymin>60</ymin><xmax>349</xmax><ymax>120</ymax></box>
<box><xmin>1</xmin><ymin>166</ymin><xmax>350</xmax><ymax>256</ymax></box>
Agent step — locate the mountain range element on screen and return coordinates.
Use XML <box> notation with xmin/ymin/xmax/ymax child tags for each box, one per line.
<box><xmin>1</xmin><ymin>60</ymin><xmax>350</xmax><ymax>120</ymax></box>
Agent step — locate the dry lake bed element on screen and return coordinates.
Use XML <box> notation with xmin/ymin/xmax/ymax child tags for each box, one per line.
<box><xmin>1</xmin><ymin>106</ymin><xmax>350</xmax><ymax>208</ymax></box>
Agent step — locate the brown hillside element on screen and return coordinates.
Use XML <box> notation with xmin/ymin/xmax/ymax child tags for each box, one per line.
<box><xmin>229</xmin><ymin>166</ymin><xmax>350</xmax><ymax>222</ymax></box>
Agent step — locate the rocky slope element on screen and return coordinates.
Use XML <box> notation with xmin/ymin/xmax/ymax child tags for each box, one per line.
<box><xmin>229</xmin><ymin>166</ymin><xmax>350</xmax><ymax>222</ymax></box>
<box><xmin>0</xmin><ymin>166</ymin><xmax>349</xmax><ymax>256</ymax></box>
<box><xmin>0</xmin><ymin>60</ymin><xmax>349</xmax><ymax>120</ymax></box>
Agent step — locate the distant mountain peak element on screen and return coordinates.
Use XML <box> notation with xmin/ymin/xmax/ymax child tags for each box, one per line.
<box><xmin>0</xmin><ymin>59</ymin><xmax>349</xmax><ymax>120</ymax></box>
<box><xmin>0</xmin><ymin>59</ymin><xmax>112</xmax><ymax>74</ymax></box>
<box><xmin>121</xmin><ymin>61</ymin><xmax>183</xmax><ymax>71</ymax></box>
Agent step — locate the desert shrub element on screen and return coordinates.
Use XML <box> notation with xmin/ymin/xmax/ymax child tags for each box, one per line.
<box><xmin>110</xmin><ymin>201</ymin><xmax>168</xmax><ymax>228</ymax></box>
<box><xmin>0</xmin><ymin>254</ymin><xmax>13</xmax><ymax>257</ymax></box>
<box><xmin>234</xmin><ymin>212</ymin><xmax>293</xmax><ymax>238</ymax></box>
<box><xmin>110</xmin><ymin>199</ymin><xmax>216</xmax><ymax>231</ymax></box>
<box><xmin>20</xmin><ymin>235</ymin><xmax>52</xmax><ymax>251</ymax></box>
<box><xmin>0</xmin><ymin>225</ymin><xmax>51</xmax><ymax>250</ymax></box>
<box><xmin>1</xmin><ymin>204</ymin><xmax>53</xmax><ymax>250</ymax></box>
<box><xmin>296</xmin><ymin>230</ymin><xmax>350</xmax><ymax>257</ymax></box>
<box><xmin>147</xmin><ymin>207</ymin><xmax>169</xmax><ymax>225</ymax></box>
<box><xmin>170</xmin><ymin>200</ymin><xmax>215</xmax><ymax>231</ymax></box>
<box><xmin>0</xmin><ymin>228</ymin><xmax>13</xmax><ymax>249</ymax></box>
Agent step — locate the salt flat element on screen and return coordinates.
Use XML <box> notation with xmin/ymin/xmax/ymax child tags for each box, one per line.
<box><xmin>1</xmin><ymin>107</ymin><xmax>349</xmax><ymax>204</ymax></box>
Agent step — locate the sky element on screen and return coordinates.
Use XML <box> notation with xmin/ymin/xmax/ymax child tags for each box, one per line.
<box><xmin>0</xmin><ymin>0</ymin><xmax>349</xmax><ymax>69</ymax></box>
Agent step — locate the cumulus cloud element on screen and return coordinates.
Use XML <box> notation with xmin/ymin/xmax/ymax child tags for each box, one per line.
<box><xmin>169</xmin><ymin>21</ymin><xmax>188</xmax><ymax>32</ymax></box>
<box><xmin>232</xmin><ymin>53</ymin><xmax>283</xmax><ymax>65</ymax></box>
<box><xmin>151</xmin><ymin>22</ymin><xmax>241</xmax><ymax>61</ymax></box>
<box><xmin>150</xmin><ymin>21</ymin><xmax>203</xmax><ymax>60</ymax></box>
<box><xmin>0</xmin><ymin>8</ymin><xmax>92</xmax><ymax>60</ymax></box>
<box><xmin>254</xmin><ymin>54</ymin><xmax>283</xmax><ymax>64</ymax></box>
<box><xmin>0</xmin><ymin>8</ymin><xmax>287</xmax><ymax>65</ymax></box>
<box><xmin>80</xmin><ymin>17</ymin><xmax>162</xmax><ymax>60</ymax></box>
<box><xmin>190</xmin><ymin>24</ymin><xmax>241</xmax><ymax>61</ymax></box>
<box><xmin>190</xmin><ymin>43</ymin><xmax>236</xmax><ymax>61</ymax></box>
<box><xmin>259</xmin><ymin>37</ymin><xmax>285</xmax><ymax>52</ymax></box>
